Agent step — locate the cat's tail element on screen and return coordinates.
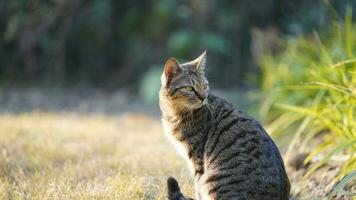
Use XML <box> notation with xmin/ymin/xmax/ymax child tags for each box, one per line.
<box><xmin>167</xmin><ymin>177</ymin><xmax>193</xmax><ymax>200</ymax></box>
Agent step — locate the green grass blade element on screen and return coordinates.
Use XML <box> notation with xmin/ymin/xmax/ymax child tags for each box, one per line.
<box><xmin>345</xmin><ymin>5</ymin><xmax>353</xmax><ymax>58</ymax></box>
<box><xmin>331</xmin><ymin>59</ymin><xmax>356</xmax><ymax>68</ymax></box>
<box><xmin>328</xmin><ymin>171</ymin><xmax>356</xmax><ymax>199</ymax></box>
<box><xmin>302</xmin><ymin>82</ymin><xmax>354</xmax><ymax>95</ymax></box>
<box><xmin>276</xmin><ymin>103</ymin><xmax>344</xmax><ymax>136</ymax></box>
<box><xmin>284</xmin><ymin>116</ymin><xmax>311</xmax><ymax>164</ymax></box>
<box><xmin>304</xmin><ymin>139</ymin><xmax>356</xmax><ymax>178</ymax></box>
<box><xmin>304</xmin><ymin>140</ymin><xmax>333</xmax><ymax>164</ymax></box>
<box><xmin>313</xmin><ymin>31</ymin><xmax>333</xmax><ymax>66</ymax></box>
<box><xmin>265</xmin><ymin>113</ymin><xmax>302</xmax><ymax>136</ymax></box>
<box><xmin>284</xmin><ymin>91</ymin><xmax>324</xmax><ymax>163</ymax></box>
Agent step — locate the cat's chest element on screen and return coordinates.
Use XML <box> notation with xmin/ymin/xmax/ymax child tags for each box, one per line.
<box><xmin>162</xmin><ymin>118</ymin><xmax>195</xmax><ymax>173</ymax></box>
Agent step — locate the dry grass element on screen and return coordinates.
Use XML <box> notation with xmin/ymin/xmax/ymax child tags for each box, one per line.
<box><xmin>0</xmin><ymin>111</ymin><xmax>353</xmax><ymax>200</ymax></box>
<box><xmin>0</xmin><ymin>112</ymin><xmax>194</xmax><ymax>199</ymax></box>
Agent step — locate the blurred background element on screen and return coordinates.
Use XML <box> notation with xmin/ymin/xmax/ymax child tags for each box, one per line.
<box><xmin>0</xmin><ymin>0</ymin><xmax>355</xmax><ymax>199</ymax></box>
<box><xmin>0</xmin><ymin>0</ymin><xmax>355</xmax><ymax>108</ymax></box>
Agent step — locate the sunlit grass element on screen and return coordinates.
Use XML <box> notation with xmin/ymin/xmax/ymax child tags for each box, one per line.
<box><xmin>0</xmin><ymin>113</ymin><xmax>194</xmax><ymax>199</ymax></box>
<box><xmin>0</xmin><ymin>110</ymin><xmax>349</xmax><ymax>199</ymax></box>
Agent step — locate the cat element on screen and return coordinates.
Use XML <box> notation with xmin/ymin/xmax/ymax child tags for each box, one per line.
<box><xmin>159</xmin><ymin>51</ymin><xmax>290</xmax><ymax>200</ymax></box>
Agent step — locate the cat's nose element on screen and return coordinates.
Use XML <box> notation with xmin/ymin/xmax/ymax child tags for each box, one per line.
<box><xmin>196</xmin><ymin>92</ymin><xmax>206</xmax><ymax>102</ymax></box>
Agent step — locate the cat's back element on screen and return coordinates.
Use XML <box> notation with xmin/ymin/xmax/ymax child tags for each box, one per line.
<box><xmin>202</xmin><ymin>95</ymin><xmax>290</xmax><ymax>200</ymax></box>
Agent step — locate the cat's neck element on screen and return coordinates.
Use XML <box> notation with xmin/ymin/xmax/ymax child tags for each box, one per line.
<box><xmin>159</xmin><ymin>100</ymin><xmax>191</xmax><ymax>125</ymax></box>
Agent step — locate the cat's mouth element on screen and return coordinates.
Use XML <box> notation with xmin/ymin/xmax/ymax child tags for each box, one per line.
<box><xmin>199</xmin><ymin>98</ymin><xmax>209</xmax><ymax>108</ymax></box>
<box><xmin>174</xmin><ymin>97</ymin><xmax>208</xmax><ymax>110</ymax></box>
<box><xmin>188</xmin><ymin>98</ymin><xmax>208</xmax><ymax>109</ymax></box>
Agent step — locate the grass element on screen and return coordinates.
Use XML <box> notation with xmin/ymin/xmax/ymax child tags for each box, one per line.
<box><xmin>0</xmin><ymin>112</ymin><xmax>194</xmax><ymax>199</ymax></box>
<box><xmin>258</xmin><ymin>5</ymin><xmax>356</xmax><ymax>191</ymax></box>
<box><xmin>0</xmin><ymin>110</ymin><xmax>351</xmax><ymax>200</ymax></box>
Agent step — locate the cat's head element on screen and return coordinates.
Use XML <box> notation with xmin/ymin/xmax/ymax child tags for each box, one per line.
<box><xmin>160</xmin><ymin>51</ymin><xmax>209</xmax><ymax>110</ymax></box>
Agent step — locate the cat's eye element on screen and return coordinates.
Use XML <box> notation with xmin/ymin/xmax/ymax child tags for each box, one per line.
<box><xmin>185</xmin><ymin>86</ymin><xmax>194</xmax><ymax>91</ymax></box>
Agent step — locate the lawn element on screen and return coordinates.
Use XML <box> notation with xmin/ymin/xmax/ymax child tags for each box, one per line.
<box><xmin>0</xmin><ymin>110</ymin><xmax>352</xmax><ymax>200</ymax></box>
<box><xmin>2</xmin><ymin>84</ymin><xmax>356</xmax><ymax>200</ymax></box>
<box><xmin>0</xmin><ymin>112</ymin><xmax>194</xmax><ymax>199</ymax></box>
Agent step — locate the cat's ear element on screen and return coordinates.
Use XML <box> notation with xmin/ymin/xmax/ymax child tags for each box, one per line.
<box><xmin>191</xmin><ymin>50</ymin><xmax>207</xmax><ymax>70</ymax></box>
<box><xmin>164</xmin><ymin>57</ymin><xmax>182</xmax><ymax>82</ymax></box>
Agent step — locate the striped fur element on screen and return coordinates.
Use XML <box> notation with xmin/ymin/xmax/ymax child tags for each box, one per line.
<box><xmin>160</xmin><ymin>52</ymin><xmax>290</xmax><ymax>200</ymax></box>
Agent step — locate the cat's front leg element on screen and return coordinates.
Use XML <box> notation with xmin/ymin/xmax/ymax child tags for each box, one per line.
<box><xmin>194</xmin><ymin>180</ymin><xmax>202</xmax><ymax>200</ymax></box>
<box><xmin>195</xmin><ymin>175</ymin><xmax>214</xmax><ymax>200</ymax></box>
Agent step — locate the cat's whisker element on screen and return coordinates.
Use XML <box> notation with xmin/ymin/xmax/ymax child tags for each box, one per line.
<box><xmin>186</xmin><ymin>107</ymin><xmax>193</xmax><ymax>131</ymax></box>
<box><xmin>205</xmin><ymin>101</ymin><xmax>215</xmax><ymax>120</ymax></box>
<box><xmin>189</xmin><ymin>109</ymin><xmax>194</xmax><ymax>130</ymax></box>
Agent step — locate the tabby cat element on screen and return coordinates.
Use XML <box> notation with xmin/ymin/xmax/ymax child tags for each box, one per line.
<box><xmin>159</xmin><ymin>51</ymin><xmax>290</xmax><ymax>200</ymax></box>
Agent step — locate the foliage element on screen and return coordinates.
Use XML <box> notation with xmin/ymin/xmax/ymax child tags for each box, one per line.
<box><xmin>0</xmin><ymin>0</ymin><xmax>353</xmax><ymax>88</ymax></box>
<box><xmin>258</xmin><ymin>6</ymin><xmax>356</xmax><ymax>187</ymax></box>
